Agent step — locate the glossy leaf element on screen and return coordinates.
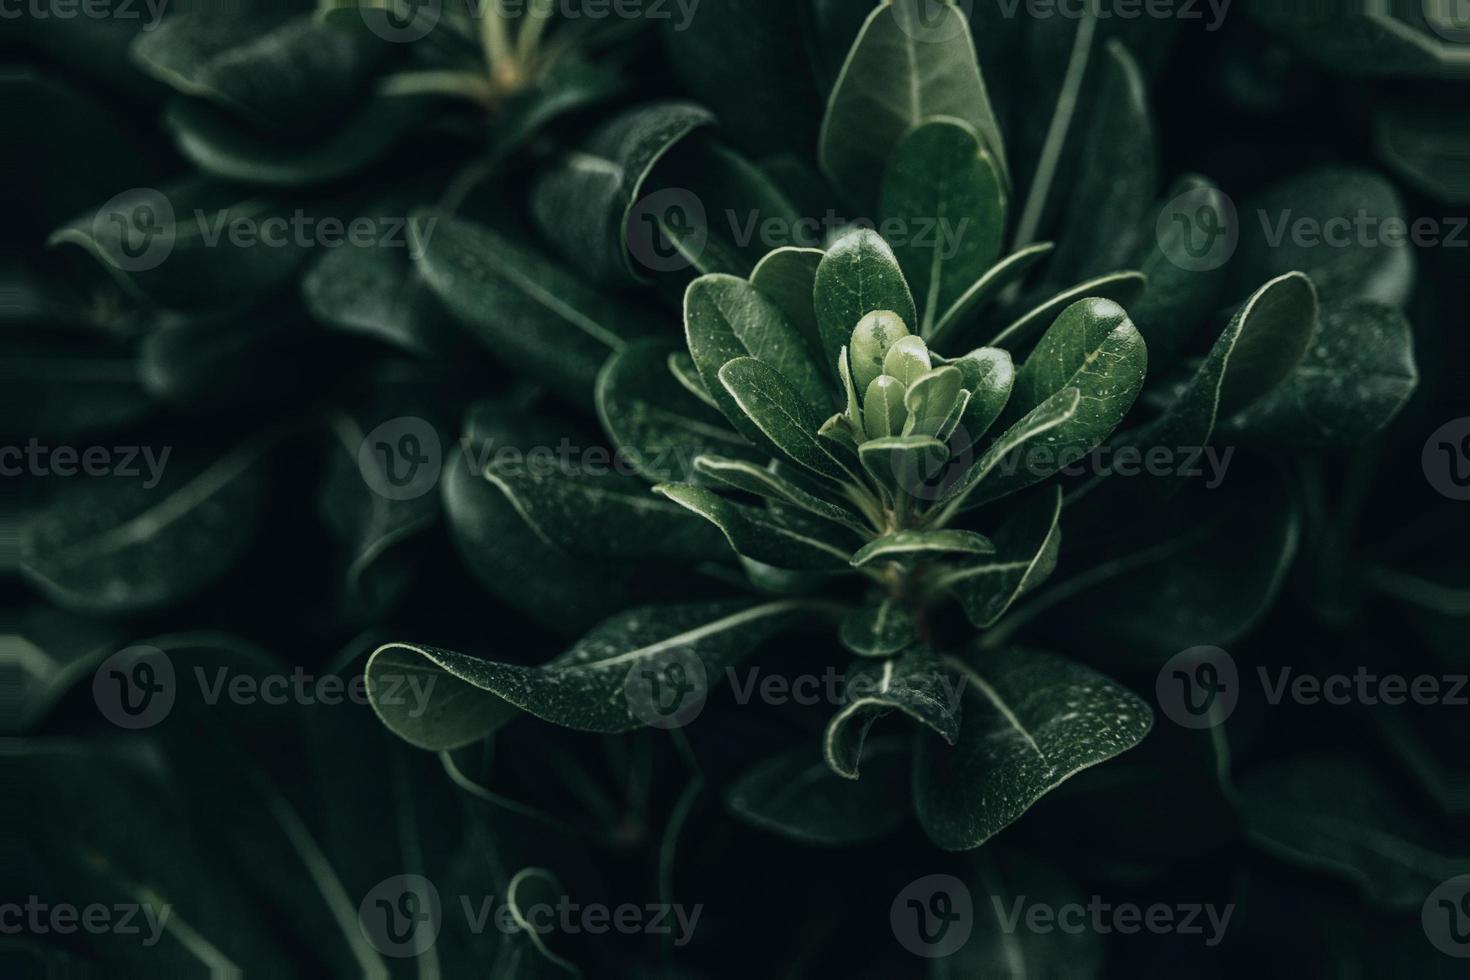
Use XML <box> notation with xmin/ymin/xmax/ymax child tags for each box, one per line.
<box><xmin>685</xmin><ymin>273</ymin><xmax>834</xmax><ymax>447</ymax></box>
<box><xmin>718</xmin><ymin>357</ymin><xmax>849</xmax><ymax>481</ymax></box>
<box><xmin>928</xmin><ymin>242</ymin><xmax>1055</xmax><ymax>349</ymax></box>
<box><xmin>880</xmin><ymin>118</ymin><xmax>1006</xmax><ymax>335</ymax></box>
<box><xmin>368</xmin><ymin>600</ymin><xmax>809</xmax><ymax>747</ymax></box>
<box><xmin>824</xmin><ymin>650</ymin><xmax>962</xmax><ymax>779</ymax></box>
<box><xmin>413</xmin><ymin>212</ymin><xmax>654</xmax><ymax>397</ymax></box>
<box><xmin>819</xmin><ymin>0</ymin><xmax>1007</xmax><ymax>207</ymax></box>
<box><xmin>813</xmin><ymin>230</ymin><xmax>918</xmax><ymax>378</ymax></box>
<box><xmin>850</xmin><ymin>529</ymin><xmax>995</xmax><ymax>568</ymax></box>
<box><xmin>839</xmin><ymin>599</ymin><xmax>920</xmax><ymax>658</ymax></box>
<box><xmin>1228</xmin><ymin>300</ymin><xmax>1418</xmax><ymax>447</ymax></box>
<box><xmin>532</xmin><ymin>101</ymin><xmax>714</xmax><ymax>283</ymax></box>
<box><xmin>654</xmin><ymin>484</ymin><xmax>857</xmax><ymax>571</ymax></box>
<box><xmin>914</xmin><ymin>647</ymin><xmax>1152</xmax><ymax>850</ymax></box>
<box><xmin>693</xmin><ymin>455</ymin><xmax>871</xmax><ymax>535</ymax></box>
<box><xmin>942</xmin><ymin>486</ymin><xmax>1063</xmax><ymax>628</ymax></box>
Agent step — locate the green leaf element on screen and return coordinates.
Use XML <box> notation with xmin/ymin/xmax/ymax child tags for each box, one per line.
<box><xmin>858</xmin><ymin>435</ymin><xmax>947</xmax><ymax>497</ymax></box>
<box><xmin>131</xmin><ymin>14</ymin><xmax>387</xmax><ymax>131</ymax></box>
<box><xmin>988</xmin><ymin>270</ymin><xmax>1148</xmax><ymax>351</ymax></box>
<box><xmin>413</xmin><ymin>213</ymin><xmax>654</xmax><ymax>397</ymax></box>
<box><xmin>718</xmin><ymin>357</ymin><xmax>849</xmax><ymax>481</ymax></box>
<box><xmin>301</xmin><ymin>201</ymin><xmax>468</xmax><ymax>359</ymax></box>
<box><xmin>1228</xmin><ymin>300</ymin><xmax>1418</xmax><ymax>447</ymax></box>
<box><xmin>982</xmin><ymin>298</ymin><xmax>1147</xmax><ymax>501</ymax></box>
<box><xmin>819</xmin><ymin>0</ymin><xmax>1007</xmax><ymax>208</ymax></box>
<box><xmin>880</xmin><ymin>118</ymin><xmax>1006</xmax><ymax>335</ymax></box>
<box><xmin>661</xmin><ymin>0</ymin><xmax>822</xmax><ymax>156</ymax></box>
<box><xmin>942</xmin><ymin>486</ymin><xmax>1063</xmax><ymax>628</ymax></box>
<box><xmin>1049</xmin><ymin>40</ymin><xmax>1157</xmax><ymax>281</ymax></box>
<box><xmin>693</xmin><ymin>455</ymin><xmax>871</xmax><ymax>535</ymax></box>
<box><xmin>368</xmin><ymin>600</ymin><xmax>808</xmax><ymax>747</ymax></box>
<box><xmin>667</xmin><ymin>350</ymin><xmax>718</xmax><ymax>408</ymax></box>
<box><xmin>532</xmin><ymin>101</ymin><xmax>714</xmax><ymax>283</ymax></box>
<box><xmin>1125</xmin><ymin>173</ymin><xmax>1231</xmax><ymax>368</ymax></box>
<box><xmin>725</xmin><ymin>737</ymin><xmax>909</xmax><ymax>845</ymax></box>
<box><xmin>928</xmin><ymin>242</ymin><xmax>1055</xmax><ymax>349</ymax></box>
<box><xmin>19</xmin><ymin>441</ymin><xmax>266</xmax><ymax>613</ymax></box>
<box><xmin>824</xmin><ymin>650</ymin><xmax>962</xmax><ymax>779</ymax></box>
<box><xmin>933</xmin><ymin>387</ymin><xmax>1080</xmax><ymax>518</ymax></box>
<box><xmin>597</xmin><ymin>340</ymin><xmax>759</xmax><ymax>486</ymax></box>
<box><xmin>914</xmin><ymin>647</ymin><xmax>1152</xmax><ymax>850</ymax></box>
<box><xmin>445</xmin><ymin>406</ymin><xmax>654</xmax><ymax>632</ymax></box>
<box><xmin>902</xmin><ymin>365</ymin><xmax>963</xmax><ymax>437</ymax></box>
<box><xmin>813</xmin><ymin>229</ymin><xmax>918</xmax><ymax>375</ymax></box>
<box><xmin>945</xmin><ymin>346</ymin><xmax>1014</xmax><ymax>447</ymax></box>
<box><xmin>48</xmin><ymin>177</ymin><xmax>312</xmax><ymax>312</ymax></box>
<box><xmin>862</xmin><ymin>376</ymin><xmax>908</xmax><ymax>441</ymax></box>
<box><xmin>160</xmin><ymin>89</ymin><xmax>426</xmax><ymax>187</ymax></box>
<box><xmin>1048</xmin><ymin>470</ymin><xmax>1299</xmax><ymax>666</ymax></box>
<box><xmin>849</xmin><ymin>309</ymin><xmax>912</xmax><ymax>392</ymax></box>
<box><xmin>1239</xmin><ymin>758</ymin><xmax>1470</xmax><ymax>911</ymax></box>
<box><xmin>839</xmin><ymin>599</ymin><xmax>920</xmax><ymax>658</ymax></box>
<box><xmin>1229</xmin><ymin>165</ymin><xmax>1415</xmax><ymax>308</ymax></box>
<box><xmin>850</xmin><ymin>529</ymin><xmax>995</xmax><ymax>568</ymax></box>
<box><xmin>482</xmin><ymin>454</ymin><xmax>727</xmax><ymax>562</ymax></box>
<box><xmin>654</xmin><ymin>484</ymin><xmax>857</xmax><ymax>571</ymax></box>
<box><xmin>1</xmin><ymin>337</ymin><xmax>153</xmax><ymax>441</ymax></box>
<box><xmin>882</xmin><ymin>336</ymin><xmax>932</xmax><ymax>388</ymax></box>
<box><xmin>1123</xmin><ymin>272</ymin><xmax>1318</xmax><ymax>479</ymax></box>
<box><xmin>685</xmin><ymin>273</ymin><xmax>834</xmax><ymax>448</ymax></box>
<box><xmin>750</xmin><ymin>246</ymin><xmax>826</xmax><ymax>368</ymax></box>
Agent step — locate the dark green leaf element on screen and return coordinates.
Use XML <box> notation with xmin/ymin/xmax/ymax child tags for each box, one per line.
<box><xmin>482</xmin><ymin>454</ymin><xmax>727</xmax><ymax>562</ymax></box>
<box><xmin>880</xmin><ymin>118</ymin><xmax>1006</xmax><ymax>335</ymax></box>
<box><xmin>1049</xmin><ymin>40</ymin><xmax>1157</xmax><ymax>281</ymax></box>
<box><xmin>928</xmin><ymin>242</ymin><xmax>1054</xmax><ymax>349</ymax></box>
<box><xmin>685</xmin><ymin>273</ymin><xmax>834</xmax><ymax>448</ymax></box>
<box><xmin>1229</xmin><ymin>166</ymin><xmax>1415</xmax><ymax>308</ymax></box>
<box><xmin>653</xmin><ymin>484</ymin><xmax>856</xmax><ymax>571</ymax></box>
<box><xmin>942</xmin><ymin>486</ymin><xmax>1063</xmax><ymax>628</ymax></box>
<box><xmin>824</xmin><ymin>650</ymin><xmax>962</xmax><ymax>779</ymax></box>
<box><xmin>19</xmin><ymin>441</ymin><xmax>266</xmax><ymax>613</ymax></box>
<box><xmin>693</xmin><ymin>455</ymin><xmax>871</xmax><ymax>535</ymax></box>
<box><xmin>413</xmin><ymin>212</ymin><xmax>654</xmax><ymax>397</ymax></box>
<box><xmin>987</xmin><ymin>270</ymin><xmax>1147</xmax><ymax>351</ymax></box>
<box><xmin>819</xmin><ymin>0</ymin><xmax>1007</xmax><ymax>207</ymax></box>
<box><xmin>1228</xmin><ymin>300</ymin><xmax>1418</xmax><ymax>447</ymax></box>
<box><xmin>914</xmin><ymin>647</ymin><xmax>1152</xmax><ymax>850</ymax></box>
<box><xmin>749</xmin><ymin>246</ymin><xmax>826</xmax><ymax>368</ymax></box>
<box><xmin>839</xmin><ymin>599</ymin><xmax>920</xmax><ymax>658</ymax></box>
<box><xmin>813</xmin><ymin>229</ymin><xmax>918</xmax><ymax>377</ymax></box>
<box><xmin>718</xmin><ymin>357</ymin><xmax>850</xmax><ymax>481</ymax></box>
<box><xmin>1239</xmin><ymin>758</ymin><xmax>1470</xmax><ymax>910</ymax></box>
<box><xmin>850</xmin><ymin>529</ymin><xmax>994</xmax><ymax>568</ymax></box>
<box><xmin>597</xmin><ymin>340</ymin><xmax>760</xmax><ymax>486</ymax></box>
<box><xmin>726</xmin><ymin>737</ymin><xmax>909</xmax><ymax>845</ymax></box>
<box><xmin>532</xmin><ymin>101</ymin><xmax>714</xmax><ymax>283</ymax></box>
<box><xmin>368</xmin><ymin>600</ymin><xmax>807</xmax><ymax>747</ymax></box>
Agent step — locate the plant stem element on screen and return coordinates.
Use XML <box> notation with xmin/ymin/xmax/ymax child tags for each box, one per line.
<box><xmin>480</xmin><ymin>0</ymin><xmax>515</xmax><ymax>74</ymax></box>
